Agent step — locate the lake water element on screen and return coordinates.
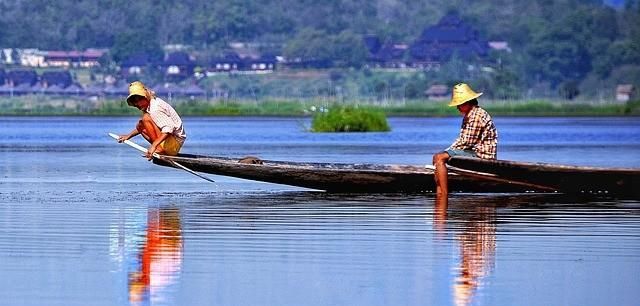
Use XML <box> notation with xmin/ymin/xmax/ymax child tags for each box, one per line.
<box><xmin>0</xmin><ymin>116</ymin><xmax>639</xmax><ymax>306</ymax></box>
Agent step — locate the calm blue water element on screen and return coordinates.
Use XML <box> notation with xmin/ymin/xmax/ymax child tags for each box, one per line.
<box><xmin>0</xmin><ymin>116</ymin><xmax>639</xmax><ymax>306</ymax></box>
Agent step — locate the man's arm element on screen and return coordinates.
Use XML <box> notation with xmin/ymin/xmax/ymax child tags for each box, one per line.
<box><xmin>117</xmin><ymin>128</ymin><xmax>140</xmax><ymax>143</ymax></box>
<box><xmin>146</xmin><ymin>132</ymin><xmax>170</xmax><ymax>160</ymax></box>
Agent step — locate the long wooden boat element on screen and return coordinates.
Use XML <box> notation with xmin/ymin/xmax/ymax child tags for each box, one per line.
<box><xmin>448</xmin><ymin>156</ymin><xmax>640</xmax><ymax>197</ymax></box>
<box><xmin>153</xmin><ymin>154</ymin><xmax>640</xmax><ymax>196</ymax></box>
<box><xmin>111</xmin><ymin>133</ymin><xmax>639</xmax><ymax>196</ymax></box>
<box><xmin>154</xmin><ymin>154</ymin><xmax>539</xmax><ymax>193</ymax></box>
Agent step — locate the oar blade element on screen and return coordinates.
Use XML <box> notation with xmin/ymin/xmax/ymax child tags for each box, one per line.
<box><xmin>108</xmin><ymin>132</ymin><xmax>216</xmax><ymax>184</ymax></box>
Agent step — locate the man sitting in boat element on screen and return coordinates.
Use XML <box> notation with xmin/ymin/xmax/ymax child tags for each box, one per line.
<box><xmin>117</xmin><ymin>81</ymin><xmax>186</xmax><ymax>159</ymax></box>
<box><xmin>432</xmin><ymin>83</ymin><xmax>498</xmax><ymax>196</ymax></box>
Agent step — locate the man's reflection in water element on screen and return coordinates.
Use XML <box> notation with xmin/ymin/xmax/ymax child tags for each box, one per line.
<box><xmin>433</xmin><ymin>193</ymin><xmax>449</xmax><ymax>238</ymax></box>
<box><xmin>434</xmin><ymin>194</ymin><xmax>496</xmax><ymax>306</ymax></box>
<box><xmin>129</xmin><ymin>207</ymin><xmax>183</xmax><ymax>305</ymax></box>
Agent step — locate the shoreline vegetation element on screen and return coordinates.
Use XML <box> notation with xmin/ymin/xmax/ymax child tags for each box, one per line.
<box><xmin>311</xmin><ymin>106</ymin><xmax>390</xmax><ymax>132</ymax></box>
<box><xmin>0</xmin><ymin>97</ymin><xmax>638</xmax><ymax>117</ymax></box>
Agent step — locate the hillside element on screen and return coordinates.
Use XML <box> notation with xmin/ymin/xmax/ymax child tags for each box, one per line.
<box><xmin>0</xmin><ymin>0</ymin><xmax>639</xmax><ymax>99</ymax></box>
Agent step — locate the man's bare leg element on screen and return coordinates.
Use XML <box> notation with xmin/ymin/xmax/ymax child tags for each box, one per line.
<box><xmin>136</xmin><ymin>113</ymin><xmax>167</xmax><ymax>154</ymax></box>
<box><xmin>433</xmin><ymin>152</ymin><xmax>450</xmax><ymax>196</ymax></box>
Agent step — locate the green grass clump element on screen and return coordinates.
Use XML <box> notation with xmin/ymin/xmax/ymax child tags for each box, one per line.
<box><xmin>311</xmin><ymin>105</ymin><xmax>390</xmax><ymax>132</ymax></box>
<box><xmin>384</xmin><ymin>101</ymin><xmax>458</xmax><ymax>116</ymax></box>
<box><xmin>1</xmin><ymin>96</ymin><xmax>638</xmax><ymax>117</ymax></box>
<box><xmin>89</xmin><ymin>101</ymin><xmax>138</xmax><ymax>115</ymax></box>
<box><xmin>483</xmin><ymin>100</ymin><xmax>631</xmax><ymax>116</ymax></box>
<box><xmin>624</xmin><ymin>100</ymin><xmax>640</xmax><ymax>115</ymax></box>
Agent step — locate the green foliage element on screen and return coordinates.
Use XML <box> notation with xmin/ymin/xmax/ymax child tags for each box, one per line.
<box><xmin>89</xmin><ymin>101</ymin><xmax>138</xmax><ymax>115</ymax></box>
<box><xmin>110</xmin><ymin>31</ymin><xmax>164</xmax><ymax>64</ymax></box>
<box><xmin>624</xmin><ymin>99</ymin><xmax>640</xmax><ymax>115</ymax></box>
<box><xmin>525</xmin><ymin>30</ymin><xmax>591</xmax><ymax>87</ymax></box>
<box><xmin>0</xmin><ymin>0</ymin><xmax>638</xmax><ymax>95</ymax></box>
<box><xmin>558</xmin><ymin>80</ymin><xmax>580</xmax><ymax>100</ymax></box>
<box><xmin>0</xmin><ymin>96</ymin><xmax>636</xmax><ymax>117</ymax></box>
<box><xmin>384</xmin><ymin>102</ymin><xmax>457</xmax><ymax>116</ymax></box>
<box><xmin>331</xmin><ymin>30</ymin><xmax>368</xmax><ymax>68</ymax></box>
<box><xmin>283</xmin><ymin>29</ymin><xmax>368</xmax><ymax>68</ymax></box>
<box><xmin>610</xmin><ymin>65</ymin><xmax>640</xmax><ymax>86</ymax></box>
<box><xmin>311</xmin><ymin>105</ymin><xmax>390</xmax><ymax>132</ymax></box>
<box><xmin>175</xmin><ymin>100</ymin><xmax>307</xmax><ymax>116</ymax></box>
<box><xmin>483</xmin><ymin>100</ymin><xmax>628</xmax><ymax>116</ymax></box>
<box><xmin>283</xmin><ymin>28</ymin><xmax>333</xmax><ymax>64</ymax></box>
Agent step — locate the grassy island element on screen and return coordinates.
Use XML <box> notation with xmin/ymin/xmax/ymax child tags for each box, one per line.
<box><xmin>311</xmin><ymin>105</ymin><xmax>390</xmax><ymax>132</ymax></box>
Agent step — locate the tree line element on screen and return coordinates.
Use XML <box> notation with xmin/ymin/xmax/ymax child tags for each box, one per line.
<box><xmin>0</xmin><ymin>0</ymin><xmax>639</xmax><ymax>98</ymax></box>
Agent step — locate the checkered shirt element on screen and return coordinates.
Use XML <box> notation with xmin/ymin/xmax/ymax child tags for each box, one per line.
<box><xmin>447</xmin><ymin>106</ymin><xmax>497</xmax><ymax>159</ymax></box>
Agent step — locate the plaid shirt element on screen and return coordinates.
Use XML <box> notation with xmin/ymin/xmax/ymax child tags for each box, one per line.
<box><xmin>146</xmin><ymin>97</ymin><xmax>186</xmax><ymax>141</ymax></box>
<box><xmin>447</xmin><ymin>106</ymin><xmax>497</xmax><ymax>159</ymax></box>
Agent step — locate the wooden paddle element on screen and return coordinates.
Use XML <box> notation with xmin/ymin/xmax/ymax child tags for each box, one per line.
<box><xmin>426</xmin><ymin>164</ymin><xmax>557</xmax><ymax>192</ymax></box>
<box><xmin>108</xmin><ymin>132</ymin><xmax>216</xmax><ymax>184</ymax></box>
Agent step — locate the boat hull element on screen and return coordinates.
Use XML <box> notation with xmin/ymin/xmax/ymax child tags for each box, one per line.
<box><xmin>448</xmin><ymin>156</ymin><xmax>640</xmax><ymax>197</ymax></box>
<box><xmin>155</xmin><ymin>154</ymin><xmax>536</xmax><ymax>193</ymax></box>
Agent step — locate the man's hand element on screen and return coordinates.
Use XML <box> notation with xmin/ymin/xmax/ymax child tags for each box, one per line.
<box><xmin>146</xmin><ymin>144</ymin><xmax>158</xmax><ymax>160</ymax></box>
<box><xmin>117</xmin><ymin>135</ymin><xmax>128</xmax><ymax>143</ymax></box>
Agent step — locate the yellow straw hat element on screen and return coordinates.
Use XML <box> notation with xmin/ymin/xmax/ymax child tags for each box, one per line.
<box><xmin>448</xmin><ymin>83</ymin><xmax>483</xmax><ymax>107</ymax></box>
<box><xmin>126</xmin><ymin>81</ymin><xmax>151</xmax><ymax>105</ymax></box>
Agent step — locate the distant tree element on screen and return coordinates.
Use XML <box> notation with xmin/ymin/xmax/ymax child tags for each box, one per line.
<box><xmin>283</xmin><ymin>28</ymin><xmax>333</xmax><ymax>66</ymax></box>
<box><xmin>329</xmin><ymin>70</ymin><xmax>344</xmax><ymax>81</ymax></box>
<box><xmin>485</xmin><ymin>49</ymin><xmax>526</xmax><ymax>98</ymax></box>
<box><xmin>403</xmin><ymin>81</ymin><xmax>423</xmax><ymax>99</ymax></box>
<box><xmin>110</xmin><ymin>30</ymin><xmax>163</xmax><ymax>64</ymax></box>
<box><xmin>97</xmin><ymin>52</ymin><xmax>118</xmax><ymax>75</ymax></box>
<box><xmin>526</xmin><ymin>30</ymin><xmax>591</xmax><ymax>87</ymax></box>
<box><xmin>492</xmin><ymin>68</ymin><xmax>522</xmax><ymax>99</ymax></box>
<box><xmin>329</xmin><ymin>30</ymin><xmax>368</xmax><ymax>68</ymax></box>
<box><xmin>558</xmin><ymin>80</ymin><xmax>580</xmax><ymax>100</ymax></box>
<box><xmin>190</xmin><ymin>0</ymin><xmax>265</xmax><ymax>46</ymax></box>
<box><xmin>571</xmin><ymin>7</ymin><xmax>619</xmax><ymax>78</ymax></box>
<box><xmin>609</xmin><ymin>65</ymin><xmax>640</xmax><ymax>87</ymax></box>
<box><xmin>525</xmin><ymin>6</ymin><xmax>622</xmax><ymax>88</ymax></box>
<box><xmin>624</xmin><ymin>0</ymin><xmax>639</xmax><ymax>12</ymax></box>
<box><xmin>438</xmin><ymin>53</ymin><xmax>469</xmax><ymax>84</ymax></box>
<box><xmin>593</xmin><ymin>40</ymin><xmax>640</xmax><ymax>77</ymax></box>
<box><xmin>374</xmin><ymin>80</ymin><xmax>389</xmax><ymax>99</ymax></box>
<box><xmin>612</xmin><ymin>4</ymin><xmax>640</xmax><ymax>71</ymax></box>
<box><xmin>0</xmin><ymin>0</ymin><xmax>637</xmax><ymax>97</ymax></box>
<box><xmin>284</xmin><ymin>28</ymin><xmax>368</xmax><ymax>68</ymax></box>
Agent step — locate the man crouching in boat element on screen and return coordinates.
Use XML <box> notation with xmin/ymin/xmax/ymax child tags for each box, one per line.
<box><xmin>117</xmin><ymin>81</ymin><xmax>186</xmax><ymax>160</ymax></box>
<box><xmin>432</xmin><ymin>83</ymin><xmax>497</xmax><ymax>196</ymax></box>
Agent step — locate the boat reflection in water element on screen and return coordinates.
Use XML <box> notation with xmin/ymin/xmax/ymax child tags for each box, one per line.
<box><xmin>127</xmin><ymin>207</ymin><xmax>183</xmax><ymax>305</ymax></box>
<box><xmin>435</xmin><ymin>194</ymin><xmax>496</xmax><ymax>306</ymax></box>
